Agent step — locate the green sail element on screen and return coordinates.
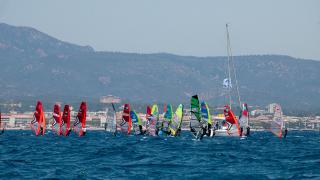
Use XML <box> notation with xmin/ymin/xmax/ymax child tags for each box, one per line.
<box><xmin>190</xmin><ymin>95</ymin><xmax>204</xmax><ymax>139</ymax></box>
<box><xmin>191</xmin><ymin>95</ymin><xmax>201</xmax><ymax>121</ymax></box>
<box><xmin>164</xmin><ymin>104</ymin><xmax>173</xmax><ymax>122</ymax></box>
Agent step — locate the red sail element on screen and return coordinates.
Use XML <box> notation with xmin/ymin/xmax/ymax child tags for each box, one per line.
<box><xmin>31</xmin><ymin>101</ymin><xmax>46</xmax><ymax>136</ymax></box>
<box><xmin>242</xmin><ymin>103</ymin><xmax>249</xmax><ymax>117</ymax></box>
<box><xmin>146</xmin><ymin>105</ymin><xmax>151</xmax><ymax>121</ymax></box>
<box><xmin>73</xmin><ymin>102</ymin><xmax>87</xmax><ymax>136</ymax></box>
<box><xmin>122</xmin><ymin>103</ymin><xmax>132</xmax><ymax>134</ymax></box>
<box><xmin>62</xmin><ymin>105</ymin><xmax>71</xmax><ymax>136</ymax></box>
<box><xmin>52</xmin><ymin>104</ymin><xmax>62</xmax><ymax>135</ymax></box>
<box><xmin>224</xmin><ymin>105</ymin><xmax>241</xmax><ymax>136</ymax></box>
<box><xmin>224</xmin><ymin>105</ymin><xmax>236</xmax><ymax>124</ymax></box>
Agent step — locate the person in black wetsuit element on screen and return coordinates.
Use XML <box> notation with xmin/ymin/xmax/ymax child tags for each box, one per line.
<box><xmin>246</xmin><ymin>126</ymin><xmax>250</xmax><ymax>136</ymax></box>
<box><xmin>207</xmin><ymin>124</ymin><xmax>212</xmax><ymax>136</ymax></box>
<box><xmin>283</xmin><ymin>128</ymin><xmax>288</xmax><ymax>138</ymax></box>
<box><xmin>139</xmin><ymin>125</ymin><xmax>146</xmax><ymax>135</ymax></box>
<box><xmin>215</xmin><ymin>121</ymin><xmax>219</xmax><ymax>130</ymax></box>
<box><xmin>240</xmin><ymin>127</ymin><xmax>243</xmax><ymax>136</ymax></box>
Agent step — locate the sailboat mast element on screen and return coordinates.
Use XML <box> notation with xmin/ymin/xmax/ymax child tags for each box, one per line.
<box><xmin>226</xmin><ymin>24</ymin><xmax>242</xmax><ymax>109</ymax></box>
<box><xmin>226</xmin><ymin>24</ymin><xmax>232</xmax><ymax>108</ymax></box>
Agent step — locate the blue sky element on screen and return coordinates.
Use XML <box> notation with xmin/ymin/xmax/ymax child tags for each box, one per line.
<box><xmin>0</xmin><ymin>0</ymin><xmax>319</xmax><ymax>59</ymax></box>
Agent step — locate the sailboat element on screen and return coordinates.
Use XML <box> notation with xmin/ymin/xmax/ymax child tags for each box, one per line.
<box><xmin>215</xmin><ymin>24</ymin><xmax>249</xmax><ymax>137</ymax></box>
<box><xmin>73</xmin><ymin>102</ymin><xmax>87</xmax><ymax>136</ymax></box>
<box><xmin>270</xmin><ymin>103</ymin><xmax>284</xmax><ymax>138</ymax></box>
<box><xmin>30</xmin><ymin>101</ymin><xmax>46</xmax><ymax>136</ymax></box>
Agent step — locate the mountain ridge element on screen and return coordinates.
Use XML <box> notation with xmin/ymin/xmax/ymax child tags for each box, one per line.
<box><xmin>1</xmin><ymin>23</ymin><xmax>320</xmax><ymax>115</ymax></box>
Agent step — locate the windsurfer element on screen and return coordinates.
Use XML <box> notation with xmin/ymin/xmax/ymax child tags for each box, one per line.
<box><xmin>82</xmin><ymin>128</ymin><xmax>87</xmax><ymax>136</ymax></box>
<box><xmin>39</xmin><ymin>127</ymin><xmax>43</xmax><ymax>135</ymax></box>
<box><xmin>138</xmin><ymin>125</ymin><xmax>146</xmax><ymax>135</ymax></box>
<box><xmin>215</xmin><ymin>121</ymin><xmax>219</xmax><ymax>130</ymax></box>
<box><xmin>283</xmin><ymin>128</ymin><xmax>288</xmax><ymax>138</ymax></box>
<box><xmin>240</xmin><ymin>127</ymin><xmax>243</xmax><ymax>136</ymax></box>
<box><xmin>246</xmin><ymin>126</ymin><xmax>250</xmax><ymax>136</ymax></box>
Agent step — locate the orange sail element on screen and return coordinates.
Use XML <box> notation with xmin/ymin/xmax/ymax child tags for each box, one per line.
<box><xmin>224</xmin><ymin>105</ymin><xmax>241</xmax><ymax>136</ymax></box>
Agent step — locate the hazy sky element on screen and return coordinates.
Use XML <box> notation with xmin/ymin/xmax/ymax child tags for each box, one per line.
<box><xmin>0</xmin><ymin>0</ymin><xmax>319</xmax><ymax>59</ymax></box>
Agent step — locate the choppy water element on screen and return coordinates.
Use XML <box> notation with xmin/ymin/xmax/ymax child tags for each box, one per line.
<box><xmin>0</xmin><ymin>130</ymin><xmax>319</xmax><ymax>179</ymax></box>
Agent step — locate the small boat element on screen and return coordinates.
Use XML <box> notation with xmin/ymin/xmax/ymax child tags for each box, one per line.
<box><xmin>215</xmin><ymin>24</ymin><xmax>250</xmax><ymax>138</ymax></box>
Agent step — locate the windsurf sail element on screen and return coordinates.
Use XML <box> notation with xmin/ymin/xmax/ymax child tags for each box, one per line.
<box><xmin>130</xmin><ymin>109</ymin><xmax>144</xmax><ymax>135</ymax></box>
<box><xmin>148</xmin><ymin>104</ymin><xmax>159</xmax><ymax>136</ymax></box>
<box><xmin>224</xmin><ymin>105</ymin><xmax>241</xmax><ymax>136</ymax></box>
<box><xmin>52</xmin><ymin>104</ymin><xmax>62</xmax><ymax>135</ymax></box>
<box><xmin>61</xmin><ymin>105</ymin><xmax>71</xmax><ymax>136</ymax></box>
<box><xmin>120</xmin><ymin>103</ymin><xmax>132</xmax><ymax>135</ymax></box>
<box><xmin>201</xmin><ymin>102</ymin><xmax>212</xmax><ymax>125</ymax></box>
<box><xmin>239</xmin><ymin>103</ymin><xmax>249</xmax><ymax>135</ymax></box>
<box><xmin>169</xmin><ymin>104</ymin><xmax>184</xmax><ymax>136</ymax></box>
<box><xmin>161</xmin><ymin>104</ymin><xmax>173</xmax><ymax>135</ymax></box>
<box><xmin>201</xmin><ymin>102</ymin><xmax>214</xmax><ymax>136</ymax></box>
<box><xmin>110</xmin><ymin>103</ymin><xmax>117</xmax><ymax>135</ymax></box>
<box><xmin>270</xmin><ymin>104</ymin><xmax>283</xmax><ymax>138</ymax></box>
<box><xmin>30</xmin><ymin>101</ymin><xmax>46</xmax><ymax>136</ymax></box>
<box><xmin>73</xmin><ymin>102</ymin><xmax>87</xmax><ymax>136</ymax></box>
<box><xmin>190</xmin><ymin>95</ymin><xmax>205</xmax><ymax>139</ymax></box>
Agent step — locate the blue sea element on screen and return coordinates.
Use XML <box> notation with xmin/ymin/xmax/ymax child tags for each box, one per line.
<box><xmin>0</xmin><ymin>130</ymin><xmax>319</xmax><ymax>179</ymax></box>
